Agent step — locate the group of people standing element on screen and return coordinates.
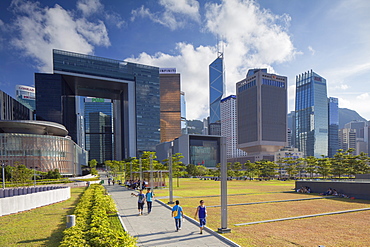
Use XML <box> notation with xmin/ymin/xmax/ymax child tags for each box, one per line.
<box><xmin>171</xmin><ymin>199</ymin><xmax>207</xmax><ymax>234</ymax></box>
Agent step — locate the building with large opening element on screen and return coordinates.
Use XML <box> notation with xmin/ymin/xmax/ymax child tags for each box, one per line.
<box><xmin>35</xmin><ymin>49</ymin><xmax>160</xmax><ymax>160</ymax></box>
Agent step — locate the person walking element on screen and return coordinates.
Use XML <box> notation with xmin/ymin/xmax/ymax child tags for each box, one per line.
<box><xmin>172</xmin><ymin>200</ymin><xmax>183</xmax><ymax>232</ymax></box>
<box><xmin>194</xmin><ymin>200</ymin><xmax>207</xmax><ymax>234</ymax></box>
<box><xmin>145</xmin><ymin>188</ymin><xmax>154</xmax><ymax>214</ymax></box>
<box><xmin>132</xmin><ymin>189</ymin><xmax>146</xmax><ymax>215</ymax></box>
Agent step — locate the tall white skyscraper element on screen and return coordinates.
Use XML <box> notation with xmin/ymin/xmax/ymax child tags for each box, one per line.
<box><xmin>221</xmin><ymin>95</ymin><xmax>247</xmax><ymax>159</ymax></box>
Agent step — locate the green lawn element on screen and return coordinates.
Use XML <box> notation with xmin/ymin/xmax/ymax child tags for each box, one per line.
<box><xmin>156</xmin><ymin>178</ymin><xmax>370</xmax><ymax>247</ymax></box>
<box><xmin>0</xmin><ymin>187</ymin><xmax>85</xmax><ymax>247</ymax></box>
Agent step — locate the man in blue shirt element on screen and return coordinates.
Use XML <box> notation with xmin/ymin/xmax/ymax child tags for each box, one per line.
<box><xmin>172</xmin><ymin>200</ymin><xmax>183</xmax><ymax>232</ymax></box>
<box><xmin>194</xmin><ymin>199</ymin><xmax>207</xmax><ymax>234</ymax></box>
<box><xmin>145</xmin><ymin>188</ymin><xmax>154</xmax><ymax>214</ymax></box>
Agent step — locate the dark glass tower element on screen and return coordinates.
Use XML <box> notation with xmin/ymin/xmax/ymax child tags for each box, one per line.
<box><xmin>295</xmin><ymin>70</ymin><xmax>328</xmax><ymax>157</ymax></box>
<box><xmin>209</xmin><ymin>53</ymin><xmax>224</xmax><ymax>124</ymax></box>
<box><xmin>36</xmin><ymin>49</ymin><xmax>160</xmax><ymax>159</ymax></box>
<box><xmin>328</xmin><ymin>97</ymin><xmax>339</xmax><ymax>157</ymax></box>
<box><xmin>237</xmin><ymin>69</ymin><xmax>287</xmax><ymax>159</ymax></box>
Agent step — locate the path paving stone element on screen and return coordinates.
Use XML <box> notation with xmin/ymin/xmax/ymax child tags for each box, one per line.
<box><xmin>105</xmin><ymin>184</ymin><xmax>238</xmax><ymax>246</ymax></box>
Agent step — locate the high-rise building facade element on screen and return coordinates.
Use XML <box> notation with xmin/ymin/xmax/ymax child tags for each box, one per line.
<box><xmin>180</xmin><ymin>91</ymin><xmax>187</xmax><ymax>134</ymax></box>
<box><xmin>84</xmin><ymin>97</ymin><xmax>113</xmax><ymax>163</ymax></box>
<box><xmin>295</xmin><ymin>70</ymin><xmax>328</xmax><ymax>157</ymax></box>
<box><xmin>159</xmin><ymin>68</ymin><xmax>181</xmax><ymax>143</ymax></box>
<box><xmin>221</xmin><ymin>95</ymin><xmax>247</xmax><ymax>159</ymax></box>
<box><xmin>209</xmin><ymin>53</ymin><xmax>224</xmax><ymax>124</ymax></box>
<box><xmin>0</xmin><ymin>90</ymin><xmax>33</xmax><ymax>120</ymax></box>
<box><xmin>15</xmin><ymin>85</ymin><xmax>36</xmax><ymax>111</ymax></box>
<box><xmin>36</xmin><ymin>49</ymin><xmax>160</xmax><ymax>159</ymax></box>
<box><xmin>328</xmin><ymin>97</ymin><xmax>339</xmax><ymax>157</ymax></box>
<box><xmin>344</xmin><ymin>120</ymin><xmax>368</xmax><ymax>155</ymax></box>
<box><xmin>339</xmin><ymin>128</ymin><xmax>357</xmax><ymax>151</ymax></box>
<box><xmin>237</xmin><ymin>69</ymin><xmax>287</xmax><ymax>161</ymax></box>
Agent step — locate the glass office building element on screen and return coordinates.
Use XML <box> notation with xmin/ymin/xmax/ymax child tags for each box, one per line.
<box><xmin>328</xmin><ymin>97</ymin><xmax>339</xmax><ymax>157</ymax></box>
<box><xmin>84</xmin><ymin>98</ymin><xmax>113</xmax><ymax>163</ymax></box>
<box><xmin>15</xmin><ymin>85</ymin><xmax>36</xmax><ymax>111</ymax></box>
<box><xmin>237</xmin><ymin>69</ymin><xmax>287</xmax><ymax>160</ymax></box>
<box><xmin>0</xmin><ymin>90</ymin><xmax>33</xmax><ymax>121</ymax></box>
<box><xmin>209</xmin><ymin>53</ymin><xmax>225</xmax><ymax>124</ymax></box>
<box><xmin>36</xmin><ymin>49</ymin><xmax>160</xmax><ymax>159</ymax></box>
<box><xmin>295</xmin><ymin>70</ymin><xmax>328</xmax><ymax>157</ymax></box>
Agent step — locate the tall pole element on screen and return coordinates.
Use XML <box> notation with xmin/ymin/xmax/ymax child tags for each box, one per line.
<box><xmin>150</xmin><ymin>154</ymin><xmax>153</xmax><ymax>190</ymax></box>
<box><xmin>139</xmin><ymin>158</ymin><xmax>142</xmax><ymax>189</ymax></box>
<box><xmin>2</xmin><ymin>163</ymin><xmax>5</xmax><ymax>189</ymax></box>
<box><xmin>168</xmin><ymin>143</ymin><xmax>174</xmax><ymax>204</ymax></box>
<box><xmin>218</xmin><ymin>137</ymin><xmax>231</xmax><ymax>233</ymax></box>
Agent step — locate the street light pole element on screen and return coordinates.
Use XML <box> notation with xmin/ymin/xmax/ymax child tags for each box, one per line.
<box><xmin>218</xmin><ymin>137</ymin><xmax>231</xmax><ymax>233</ymax></box>
<box><xmin>139</xmin><ymin>158</ymin><xmax>142</xmax><ymax>189</ymax></box>
<box><xmin>168</xmin><ymin>142</ymin><xmax>174</xmax><ymax>204</ymax></box>
<box><xmin>150</xmin><ymin>154</ymin><xmax>153</xmax><ymax>190</ymax></box>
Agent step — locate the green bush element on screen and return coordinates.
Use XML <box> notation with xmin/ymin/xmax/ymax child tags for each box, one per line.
<box><xmin>59</xmin><ymin>184</ymin><xmax>136</xmax><ymax>247</ymax></box>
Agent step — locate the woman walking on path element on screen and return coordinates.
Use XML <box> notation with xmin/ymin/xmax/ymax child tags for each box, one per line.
<box><xmin>194</xmin><ymin>200</ymin><xmax>207</xmax><ymax>234</ymax></box>
<box><xmin>172</xmin><ymin>200</ymin><xmax>184</xmax><ymax>232</ymax></box>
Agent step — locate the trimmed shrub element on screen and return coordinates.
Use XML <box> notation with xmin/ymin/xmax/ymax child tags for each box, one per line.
<box><xmin>59</xmin><ymin>184</ymin><xmax>136</xmax><ymax>247</ymax></box>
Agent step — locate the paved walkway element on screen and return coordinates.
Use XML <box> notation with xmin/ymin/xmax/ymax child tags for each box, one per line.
<box><xmin>104</xmin><ymin>184</ymin><xmax>237</xmax><ymax>247</ymax></box>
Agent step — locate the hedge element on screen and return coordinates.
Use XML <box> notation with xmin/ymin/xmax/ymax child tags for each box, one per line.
<box><xmin>59</xmin><ymin>184</ymin><xmax>136</xmax><ymax>247</ymax></box>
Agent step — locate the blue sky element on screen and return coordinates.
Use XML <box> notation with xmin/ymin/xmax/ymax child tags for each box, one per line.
<box><xmin>1</xmin><ymin>0</ymin><xmax>369</xmax><ymax>120</ymax></box>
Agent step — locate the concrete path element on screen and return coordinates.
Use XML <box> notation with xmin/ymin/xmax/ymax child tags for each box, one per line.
<box><xmin>104</xmin><ymin>184</ymin><xmax>238</xmax><ymax>247</ymax></box>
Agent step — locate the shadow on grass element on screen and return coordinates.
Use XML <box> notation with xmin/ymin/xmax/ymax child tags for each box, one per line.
<box><xmin>42</xmin><ymin>187</ymin><xmax>86</xmax><ymax>247</ymax></box>
<box><xmin>290</xmin><ymin>192</ymin><xmax>370</xmax><ymax>205</ymax></box>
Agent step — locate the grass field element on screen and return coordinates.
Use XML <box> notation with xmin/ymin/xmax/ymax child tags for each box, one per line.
<box><xmin>155</xmin><ymin>178</ymin><xmax>370</xmax><ymax>247</ymax></box>
<box><xmin>0</xmin><ymin>187</ymin><xmax>85</xmax><ymax>247</ymax></box>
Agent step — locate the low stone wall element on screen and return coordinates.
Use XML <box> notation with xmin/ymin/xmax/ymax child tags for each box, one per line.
<box><xmin>296</xmin><ymin>180</ymin><xmax>370</xmax><ymax>200</ymax></box>
<box><xmin>0</xmin><ymin>187</ymin><xmax>70</xmax><ymax>216</ymax></box>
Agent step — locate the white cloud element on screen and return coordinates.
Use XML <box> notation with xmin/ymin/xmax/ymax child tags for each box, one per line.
<box><xmin>357</xmin><ymin>93</ymin><xmax>369</xmax><ymax>101</ymax></box>
<box><xmin>9</xmin><ymin>0</ymin><xmax>110</xmax><ymax>72</ymax></box>
<box><xmin>76</xmin><ymin>0</ymin><xmax>102</xmax><ymax>17</ymax></box>
<box><xmin>338</xmin><ymin>95</ymin><xmax>370</xmax><ymax>120</ymax></box>
<box><xmin>129</xmin><ymin>0</ymin><xmax>296</xmax><ymax>119</ymax></box>
<box><xmin>308</xmin><ymin>46</ymin><xmax>315</xmax><ymax>55</ymax></box>
<box><xmin>131</xmin><ymin>0</ymin><xmax>200</xmax><ymax>30</ymax></box>
<box><xmin>126</xmin><ymin>43</ymin><xmax>215</xmax><ymax>120</ymax></box>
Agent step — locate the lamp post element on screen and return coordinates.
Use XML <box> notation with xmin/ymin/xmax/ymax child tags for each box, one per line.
<box><xmin>168</xmin><ymin>142</ymin><xmax>174</xmax><ymax>204</ymax></box>
<box><xmin>139</xmin><ymin>158</ymin><xmax>142</xmax><ymax>189</ymax></box>
<box><xmin>2</xmin><ymin>163</ymin><xmax>5</xmax><ymax>189</ymax></box>
<box><xmin>218</xmin><ymin>137</ymin><xmax>231</xmax><ymax>233</ymax></box>
<box><xmin>150</xmin><ymin>154</ymin><xmax>153</xmax><ymax>190</ymax></box>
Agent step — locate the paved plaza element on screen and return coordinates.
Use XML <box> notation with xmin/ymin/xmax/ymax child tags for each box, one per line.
<box><xmin>104</xmin><ymin>183</ymin><xmax>238</xmax><ymax>246</ymax></box>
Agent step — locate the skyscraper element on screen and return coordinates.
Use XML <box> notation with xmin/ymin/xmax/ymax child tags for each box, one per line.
<box><xmin>237</xmin><ymin>69</ymin><xmax>287</xmax><ymax>161</ymax></box>
<box><xmin>180</xmin><ymin>91</ymin><xmax>187</xmax><ymax>134</ymax></box>
<box><xmin>209</xmin><ymin>53</ymin><xmax>224</xmax><ymax>124</ymax></box>
<box><xmin>221</xmin><ymin>95</ymin><xmax>247</xmax><ymax>159</ymax></box>
<box><xmin>295</xmin><ymin>70</ymin><xmax>328</xmax><ymax>157</ymax></box>
<box><xmin>344</xmin><ymin>120</ymin><xmax>368</xmax><ymax>154</ymax></box>
<box><xmin>159</xmin><ymin>68</ymin><xmax>181</xmax><ymax>143</ymax></box>
<box><xmin>84</xmin><ymin>97</ymin><xmax>113</xmax><ymax>163</ymax></box>
<box><xmin>328</xmin><ymin>97</ymin><xmax>339</xmax><ymax>157</ymax></box>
